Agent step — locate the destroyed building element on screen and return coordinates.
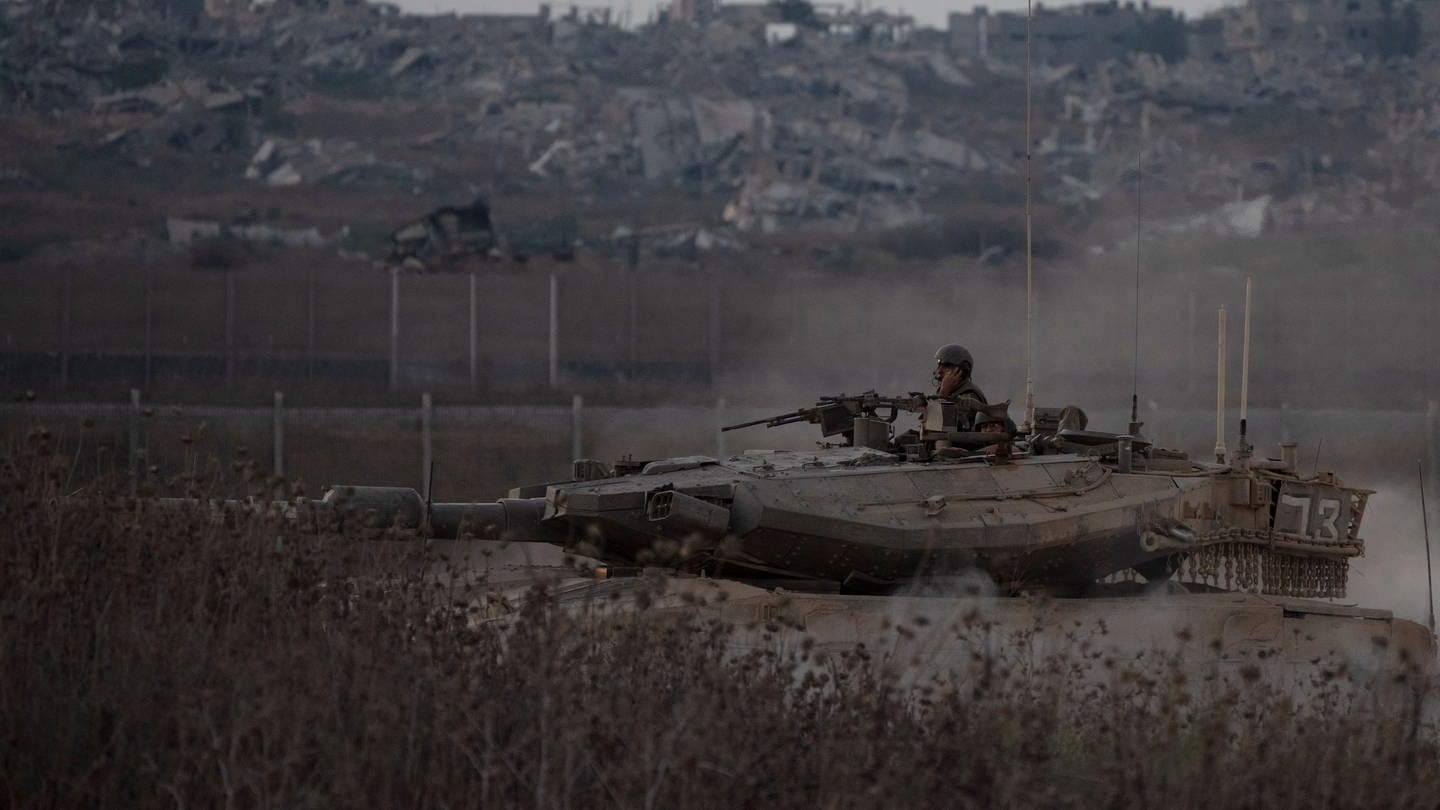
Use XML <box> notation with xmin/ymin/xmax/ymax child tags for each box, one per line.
<box><xmin>950</xmin><ymin>0</ymin><xmax>1430</xmax><ymax>66</ymax></box>
<box><xmin>204</xmin><ymin>0</ymin><xmax>368</xmax><ymax>18</ymax></box>
<box><xmin>948</xmin><ymin>1</ymin><xmax>1187</xmax><ymax>67</ymax></box>
<box><xmin>2</xmin><ymin>0</ymin><xmax>1440</xmax><ymax>270</ymax></box>
<box><xmin>1220</xmin><ymin>0</ymin><xmax>1423</xmax><ymax>57</ymax></box>
<box><xmin>389</xmin><ymin>198</ymin><xmax>495</xmax><ymax>269</ymax></box>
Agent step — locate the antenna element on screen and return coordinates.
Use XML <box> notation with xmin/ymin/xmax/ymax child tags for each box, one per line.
<box><xmin>1022</xmin><ymin>0</ymin><xmax>1035</xmax><ymax>433</ymax></box>
<box><xmin>1420</xmin><ymin>460</ymin><xmax>1436</xmax><ymax>632</ymax></box>
<box><xmin>1214</xmin><ymin>305</ymin><xmax>1226</xmax><ymax>464</ymax></box>
<box><xmin>1238</xmin><ymin>277</ymin><xmax>1253</xmax><ymax>462</ymax></box>
<box><xmin>1129</xmin><ymin>143</ymin><xmax>1142</xmax><ymax>437</ymax></box>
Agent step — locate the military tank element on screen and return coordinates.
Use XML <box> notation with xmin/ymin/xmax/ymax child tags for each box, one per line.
<box><xmin>278</xmin><ymin>386</ymin><xmax>1432</xmax><ymax>698</ymax></box>
<box><xmin>153</xmin><ymin>382</ymin><xmax>1430</xmax><ymax>697</ymax></box>
<box><xmin>306</xmin><ymin>390</ymin><xmax>1363</xmax><ymax>602</ymax></box>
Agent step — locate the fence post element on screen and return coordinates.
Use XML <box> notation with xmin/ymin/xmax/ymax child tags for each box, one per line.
<box><xmin>548</xmin><ymin>273</ymin><xmax>559</xmax><ymax>390</ymax></box>
<box><xmin>306</xmin><ymin>265</ymin><xmax>316</xmax><ymax>381</ymax></box>
<box><xmin>273</xmin><ymin>390</ymin><xmax>285</xmax><ymax>498</ymax></box>
<box><xmin>1429</xmin><ymin>401</ymin><xmax>1438</xmax><ymax>515</ymax></box>
<box><xmin>389</xmin><ymin>269</ymin><xmax>400</xmax><ymax>391</ymax></box>
<box><xmin>1343</xmin><ymin>295</ymin><xmax>1356</xmax><ymax>375</ymax></box>
<box><xmin>128</xmin><ymin>388</ymin><xmax>141</xmax><ymax>496</ymax></box>
<box><xmin>571</xmin><ymin>393</ymin><xmax>583</xmax><ymax>461</ymax></box>
<box><xmin>421</xmin><ymin>392</ymin><xmax>433</xmax><ymax>497</ymax></box>
<box><xmin>707</xmin><ymin>271</ymin><xmax>721</xmax><ymax>387</ymax></box>
<box><xmin>60</xmin><ymin>266</ymin><xmax>72</xmax><ymax>390</ymax></box>
<box><xmin>627</xmin><ymin>269</ymin><xmax>639</xmax><ymax>381</ymax></box>
<box><xmin>1432</xmin><ymin>273</ymin><xmax>1439</xmax><ymax>398</ymax></box>
<box><xmin>224</xmin><ymin>268</ymin><xmax>235</xmax><ymax>389</ymax></box>
<box><xmin>143</xmin><ymin>268</ymin><xmax>153</xmax><ymax>388</ymax></box>
<box><xmin>1186</xmin><ymin>290</ymin><xmax>1196</xmax><ymax>394</ymax></box>
<box><xmin>715</xmin><ymin>396</ymin><xmax>726</xmax><ymax>459</ymax></box>
<box><xmin>469</xmin><ymin>271</ymin><xmax>478</xmax><ymax>394</ymax></box>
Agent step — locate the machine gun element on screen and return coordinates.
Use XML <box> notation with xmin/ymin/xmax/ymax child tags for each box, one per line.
<box><xmin>722</xmin><ymin>391</ymin><xmax>929</xmax><ymax>439</ymax></box>
<box><xmin>724</xmin><ymin>391</ymin><xmax>1016</xmax><ymax>452</ymax></box>
<box><xmin>722</xmin><ymin>391</ymin><xmax>928</xmax><ymax>436</ymax></box>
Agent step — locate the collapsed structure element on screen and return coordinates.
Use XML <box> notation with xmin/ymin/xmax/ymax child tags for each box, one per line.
<box><xmin>2</xmin><ymin>0</ymin><xmax>1439</xmax><ymax>264</ymax></box>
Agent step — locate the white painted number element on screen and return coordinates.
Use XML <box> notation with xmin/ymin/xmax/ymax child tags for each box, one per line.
<box><xmin>1278</xmin><ymin>492</ymin><xmax>1344</xmax><ymax>543</ymax></box>
<box><xmin>1279</xmin><ymin>493</ymin><xmax>1311</xmax><ymax>536</ymax></box>
<box><xmin>1315</xmin><ymin>498</ymin><xmax>1342</xmax><ymax>542</ymax></box>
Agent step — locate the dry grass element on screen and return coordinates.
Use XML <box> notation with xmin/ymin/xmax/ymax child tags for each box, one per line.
<box><xmin>2</xmin><ymin>429</ymin><xmax>1438</xmax><ymax>809</ymax></box>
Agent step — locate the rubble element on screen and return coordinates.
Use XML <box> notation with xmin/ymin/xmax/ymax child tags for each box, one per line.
<box><xmin>1</xmin><ymin>0</ymin><xmax>1438</xmax><ymax>267</ymax></box>
<box><xmin>387</xmin><ymin>196</ymin><xmax>498</xmax><ymax>270</ymax></box>
<box><xmin>1165</xmin><ymin>195</ymin><xmax>1271</xmax><ymax>238</ymax></box>
<box><xmin>244</xmin><ymin>137</ymin><xmax>427</xmax><ymax>188</ymax></box>
<box><xmin>167</xmin><ymin>217</ymin><xmax>336</xmax><ymax>248</ymax></box>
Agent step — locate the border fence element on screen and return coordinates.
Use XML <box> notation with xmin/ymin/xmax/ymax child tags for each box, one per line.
<box><xmin>4</xmin><ymin>394</ymin><xmax>1438</xmax><ymax>505</ymax></box>
<box><xmin>0</xmin><ymin>265</ymin><xmax>733</xmax><ymax>395</ymax></box>
<box><xmin>5</xmin><ymin>262</ymin><xmax>1439</xmax><ymax>405</ymax></box>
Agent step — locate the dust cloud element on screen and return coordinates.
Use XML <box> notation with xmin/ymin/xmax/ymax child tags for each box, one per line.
<box><xmin>1349</xmin><ymin>484</ymin><xmax>1439</xmax><ymax>629</ymax></box>
<box><xmin>713</xmin><ymin>231</ymin><xmax>1440</xmax><ymax>421</ymax></box>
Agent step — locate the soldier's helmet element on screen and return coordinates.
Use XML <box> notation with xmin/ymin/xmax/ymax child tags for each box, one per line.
<box><xmin>974</xmin><ymin>412</ymin><xmax>1017</xmax><ymax>436</ymax></box>
<box><xmin>933</xmin><ymin>344</ymin><xmax>974</xmax><ymax>376</ymax></box>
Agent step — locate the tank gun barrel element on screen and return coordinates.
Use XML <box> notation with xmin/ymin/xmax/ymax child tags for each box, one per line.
<box><xmin>147</xmin><ymin>485</ymin><xmax>559</xmax><ymax>542</ymax></box>
<box><xmin>324</xmin><ymin>486</ymin><xmax>556</xmax><ymax>540</ymax></box>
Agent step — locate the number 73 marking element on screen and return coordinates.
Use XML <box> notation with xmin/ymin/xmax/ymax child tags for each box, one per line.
<box><xmin>1279</xmin><ymin>494</ymin><xmax>1342</xmax><ymax>542</ymax></box>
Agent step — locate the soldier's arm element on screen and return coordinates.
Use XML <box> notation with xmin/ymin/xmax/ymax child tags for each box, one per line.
<box><xmin>952</xmin><ymin>394</ymin><xmax>986</xmax><ymax>412</ymax></box>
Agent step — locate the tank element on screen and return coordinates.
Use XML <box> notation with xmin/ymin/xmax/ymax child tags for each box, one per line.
<box><xmin>164</xmin><ymin>389</ymin><xmax>1433</xmax><ymax>698</ymax></box>
<box><xmin>307</xmin><ymin>392</ymin><xmax>1365</xmax><ymax>603</ymax></box>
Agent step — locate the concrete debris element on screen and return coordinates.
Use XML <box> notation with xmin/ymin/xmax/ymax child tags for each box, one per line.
<box><xmin>3</xmin><ymin>0</ymin><xmax>1439</xmax><ymax>261</ymax></box>
<box><xmin>384</xmin><ymin>196</ymin><xmax>581</xmax><ymax>269</ymax></box>
<box><xmin>1167</xmin><ymin>195</ymin><xmax>1271</xmax><ymax>238</ymax></box>
<box><xmin>387</xmin><ymin>196</ymin><xmax>497</xmax><ymax>270</ymax></box>
<box><xmin>888</xmin><ymin>130</ymin><xmax>991</xmax><ymax>172</ymax></box>
<box><xmin>167</xmin><ymin>217</ymin><xmax>333</xmax><ymax>248</ymax></box>
<box><xmin>387</xmin><ymin>46</ymin><xmax>430</xmax><ymax>78</ymax></box>
<box><xmin>765</xmin><ymin>23</ymin><xmax>799</xmax><ymax>46</ymax></box>
<box><xmin>93</xmin><ymin>78</ymin><xmax>265</xmax><ymax>116</ymax></box>
<box><xmin>1054</xmin><ymin>175</ymin><xmax>1104</xmax><ymax>205</ymax></box>
<box><xmin>725</xmin><ymin>176</ymin><xmax>924</xmax><ymax>235</ymax></box>
<box><xmin>691</xmin><ymin>97</ymin><xmax>761</xmax><ymax>148</ymax></box>
<box><xmin>245</xmin><ymin>137</ymin><xmax>426</xmax><ymax>188</ymax></box>
<box><xmin>652</xmin><ymin>225</ymin><xmax>745</xmax><ymax>257</ymax></box>
<box><xmin>528</xmin><ymin>139</ymin><xmax>575</xmax><ymax>177</ymax></box>
<box><xmin>924</xmin><ymin>52</ymin><xmax>972</xmax><ymax>87</ymax></box>
<box><xmin>604</xmin><ymin>223</ymin><xmax>745</xmax><ymax>262</ymax></box>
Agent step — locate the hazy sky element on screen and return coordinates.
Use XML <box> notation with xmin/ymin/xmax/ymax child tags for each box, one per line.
<box><xmin>392</xmin><ymin>0</ymin><xmax>1241</xmax><ymax>32</ymax></box>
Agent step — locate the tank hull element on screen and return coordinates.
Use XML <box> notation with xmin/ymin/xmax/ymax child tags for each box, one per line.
<box><xmin>538</xmin><ymin>448</ymin><xmax>1335</xmax><ymax>593</ymax></box>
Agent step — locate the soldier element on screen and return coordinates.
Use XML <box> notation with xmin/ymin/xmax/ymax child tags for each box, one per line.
<box><xmin>933</xmin><ymin>344</ymin><xmax>987</xmax><ymax>429</ymax></box>
<box><xmin>974</xmin><ymin>412</ymin><xmax>1008</xmax><ymax>436</ymax></box>
<box><xmin>933</xmin><ymin>344</ymin><xmax>985</xmax><ymax>402</ymax></box>
<box><xmin>972</xmin><ymin>411</ymin><xmax>1021</xmax><ymax>456</ymax></box>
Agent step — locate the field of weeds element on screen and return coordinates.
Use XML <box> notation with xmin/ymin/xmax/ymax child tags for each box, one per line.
<box><xmin>3</xmin><ymin>427</ymin><xmax>1439</xmax><ymax>809</ymax></box>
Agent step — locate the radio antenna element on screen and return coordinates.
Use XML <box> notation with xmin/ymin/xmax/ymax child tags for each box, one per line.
<box><xmin>1419</xmin><ymin>460</ymin><xmax>1435</xmax><ymax>632</ymax></box>
<box><xmin>1022</xmin><ymin>0</ymin><xmax>1036</xmax><ymax>433</ymax></box>
<box><xmin>1238</xmin><ymin>277</ymin><xmax>1253</xmax><ymax>461</ymax></box>
<box><xmin>1129</xmin><ymin>143</ymin><xmax>1142</xmax><ymax>436</ymax></box>
<box><xmin>1215</xmin><ymin>305</ymin><xmax>1227</xmax><ymax>464</ymax></box>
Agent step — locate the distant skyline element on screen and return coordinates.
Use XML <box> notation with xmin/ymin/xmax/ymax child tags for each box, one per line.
<box><xmin>392</xmin><ymin>0</ymin><xmax>1243</xmax><ymax>31</ymax></box>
